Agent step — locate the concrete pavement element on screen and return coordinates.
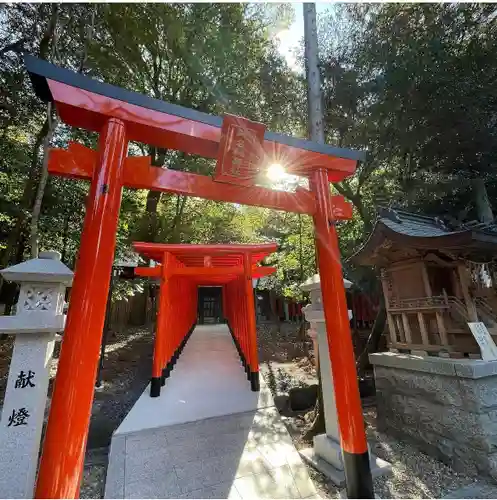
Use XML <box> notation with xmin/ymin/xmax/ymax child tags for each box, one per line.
<box><xmin>104</xmin><ymin>324</ymin><xmax>318</xmax><ymax>499</ymax></box>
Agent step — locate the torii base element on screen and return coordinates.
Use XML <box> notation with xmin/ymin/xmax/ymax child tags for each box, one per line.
<box><xmin>250</xmin><ymin>371</ymin><xmax>260</xmax><ymax>392</ymax></box>
<box><xmin>300</xmin><ymin>439</ymin><xmax>391</xmax><ymax>488</ymax></box>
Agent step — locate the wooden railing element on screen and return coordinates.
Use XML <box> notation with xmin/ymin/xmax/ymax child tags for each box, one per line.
<box><xmin>388</xmin><ymin>295</ymin><xmax>448</xmax><ymax>311</ymax></box>
<box><xmin>386</xmin><ymin>293</ymin><xmax>497</xmax><ymax>354</ymax></box>
<box><xmin>445</xmin><ymin>295</ymin><xmax>470</xmax><ymax>327</ymax></box>
<box><xmin>475</xmin><ymin>297</ymin><xmax>497</xmax><ymax>325</ymax></box>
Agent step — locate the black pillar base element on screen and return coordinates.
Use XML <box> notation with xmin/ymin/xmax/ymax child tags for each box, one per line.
<box><xmin>250</xmin><ymin>371</ymin><xmax>260</xmax><ymax>392</ymax></box>
<box><xmin>150</xmin><ymin>377</ymin><xmax>162</xmax><ymax>397</ymax></box>
<box><xmin>343</xmin><ymin>450</ymin><xmax>374</xmax><ymax>499</ymax></box>
<box><xmin>150</xmin><ymin>321</ymin><xmax>197</xmax><ymax>398</ymax></box>
<box><xmin>227</xmin><ymin>321</ymin><xmax>252</xmax><ymax>380</ymax></box>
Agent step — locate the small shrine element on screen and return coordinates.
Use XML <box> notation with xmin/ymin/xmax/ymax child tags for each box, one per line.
<box><xmin>352</xmin><ymin>207</ymin><xmax>497</xmax><ymax>357</ymax></box>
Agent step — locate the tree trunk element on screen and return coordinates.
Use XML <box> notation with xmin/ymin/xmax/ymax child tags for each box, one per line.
<box><xmin>303</xmin><ymin>4</ymin><xmax>325</xmax><ymax>143</ymax></box>
<box><xmin>29</xmin><ymin>3</ymin><xmax>95</xmax><ymax>258</ymax></box>
<box><xmin>473</xmin><ymin>178</ymin><xmax>494</xmax><ymax>224</ymax></box>
<box><xmin>298</xmin><ymin>214</ymin><xmax>304</xmax><ymax>281</ymax></box>
<box><xmin>334</xmin><ymin>183</ymin><xmax>372</xmax><ymax>232</ymax></box>
<box><xmin>28</xmin><ymin>3</ymin><xmax>60</xmax><ymax>258</ymax></box>
<box><xmin>356</xmin><ymin>302</ymin><xmax>386</xmax><ymax>377</ymax></box>
<box><xmin>38</xmin><ymin>4</ymin><xmax>59</xmax><ymax>60</ymax></box>
<box><xmin>297</xmin><ymin>214</ymin><xmax>307</xmax><ymax>341</ymax></box>
<box><xmin>143</xmin><ymin>147</ymin><xmax>167</xmax><ymax>242</ymax></box>
<box><xmin>0</xmin><ymin>4</ymin><xmax>60</xmax><ymax>308</ymax></box>
<box><xmin>168</xmin><ymin>195</ymin><xmax>187</xmax><ymax>243</ymax></box>
<box><xmin>78</xmin><ymin>6</ymin><xmax>96</xmax><ymax>73</ymax></box>
<box><xmin>60</xmin><ymin>208</ymin><xmax>71</xmax><ymax>265</ymax></box>
<box><xmin>30</xmin><ymin>103</ymin><xmax>58</xmax><ymax>258</ymax></box>
<box><xmin>297</xmin><ymin>318</ymin><xmax>306</xmax><ymax>342</ymax></box>
<box><xmin>268</xmin><ymin>291</ymin><xmax>281</xmax><ymax>333</ymax></box>
<box><xmin>0</xmin><ymin>113</ymin><xmax>51</xmax><ymax>302</ymax></box>
<box><xmin>302</xmin><ymin>2</ymin><xmax>326</xmax><ymax>440</ymax></box>
<box><xmin>0</xmin><ymin>119</ymin><xmax>49</xmax><ymax>265</ymax></box>
<box><xmin>302</xmin><ymin>350</ymin><xmax>326</xmax><ymax>441</ymax></box>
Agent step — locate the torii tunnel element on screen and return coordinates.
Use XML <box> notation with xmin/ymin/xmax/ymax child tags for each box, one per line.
<box><xmin>25</xmin><ymin>53</ymin><xmax>374</xmax><ymax>499</ymax></box>
<box><xmin>133</xmin><ymin>243</ymin><xmax>277</xmax><ymax>397</ymax></box>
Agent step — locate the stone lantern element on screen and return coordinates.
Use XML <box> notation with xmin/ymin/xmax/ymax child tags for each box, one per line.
<box><xmin>0</xmin><ymin>251</ymin><xmax>73</xmax><ymax>498</ymax></box>
<box><xmin>299</xmin><ymin>273</ymin><xmax>391</xmax><ymax>486</ymax></box>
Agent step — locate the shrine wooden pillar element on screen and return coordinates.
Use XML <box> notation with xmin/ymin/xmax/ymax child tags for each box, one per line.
<box><xmin>457</xmin><ymin>262</ymin><xmax>479</xmax><ymax>322</ymax></box>
<box><xmin>380</xmin><ymin>269</ymin><xmax>397</xmax><ymax>345</ymax></box>
<box><xmin>163</xmin><ymin>271</ymin><xmax>173</xmax><ymax>383</ymax></box>
<box><xmin>36</xmin><ymin>119</ymin><xmax>128</xmax><ymax>499</ymax></box>
<box><xmin>310</xmin><ymin>168</ymin><xmax>373</xmax><ymax>498</ymax></box>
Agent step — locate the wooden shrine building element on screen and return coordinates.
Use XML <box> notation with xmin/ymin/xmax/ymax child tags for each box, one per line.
<box><xmin>353</xmin><ymin>207</ymin><xmax>497</xmax><ymax>357</ymax></box>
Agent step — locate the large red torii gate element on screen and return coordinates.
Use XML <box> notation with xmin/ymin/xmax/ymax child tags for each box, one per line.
<box><xmin>133</xmin><ymin>242</ymin><xmax>278</xmax><ymax>396</ymax></box>
<box><xmin>24</xmin><ymin>54</ymin><xmax>374</xmax><ymax>498</ymax></box>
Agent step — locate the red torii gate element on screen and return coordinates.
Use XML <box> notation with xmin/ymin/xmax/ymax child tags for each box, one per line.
<box><xmin>24</xmin><ymin>54</ymin><xmax>374</xmax><ymax>498</ymax></box>
<box><xmin>133</xmin><ymin>242</ymin><xmax>277</xmax><ymax>396</ymax></box>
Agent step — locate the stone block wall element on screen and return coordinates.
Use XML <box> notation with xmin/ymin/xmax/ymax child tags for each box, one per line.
<box><xmin>369</xmin><ymin>352</ymin><xmax>497</xmax><ymax>481</ymax></box>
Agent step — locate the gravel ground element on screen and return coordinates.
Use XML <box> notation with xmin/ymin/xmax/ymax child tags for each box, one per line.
<box><xmin>81</xmin><ymin>449</ymin><xmax>108</xmax><ymax>499</ymax></box>
<box><xmin>81</xmin><ymin>465</ymin><xmax>106</xmax><ymax>500</ymax></box>
<box><xmin>86</xmin><ymin>326</ymin><xmax>154</xmax><ymax>449</ymax></box>
<box><xmin>363</xmin><ymin>406</ymin><xmax>481</xmax><ymax>499</ymax></box>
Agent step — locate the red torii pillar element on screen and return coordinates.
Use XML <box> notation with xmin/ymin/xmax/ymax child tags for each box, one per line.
<box><xmin>312</xmin><ymin>169</ymin><xmax>371</xmax><ymax>495</ymax></box>
<box><xmin>35</xmin><ymin>119</ymin><xmax>128</xmax><ymax>498</ymax></box>
<box><xmin>243</xmin><ymin>253</ymin><xmax>260</xmax><ymax>390</ymax></box>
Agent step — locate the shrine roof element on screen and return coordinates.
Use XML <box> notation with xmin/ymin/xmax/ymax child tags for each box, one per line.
<box><xmin>380</xmin><ymin>211</ymin><xmax>450</xmax><ymax>237</ymax></box>
<box><xmin>24</xmin><ymin>55</ymin><xmax>365</xmax><ymax>182</ymax></box>
<box><xmin>352</xmin><ymin>207</ymin><xmax>497</xmax><ymax>266</ymax></box>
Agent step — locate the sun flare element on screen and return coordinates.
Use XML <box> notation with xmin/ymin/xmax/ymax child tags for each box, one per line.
<box><xmin>266</xmin><ymin>163</ymin><xmax>286</xmax><ymax>181</ymax></box>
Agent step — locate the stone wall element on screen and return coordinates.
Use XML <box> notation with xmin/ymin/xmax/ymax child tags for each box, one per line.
<box><xmin>369</xmin><ymin>352</ymin><xmax>497</xmax><ymax>481</ymax></box>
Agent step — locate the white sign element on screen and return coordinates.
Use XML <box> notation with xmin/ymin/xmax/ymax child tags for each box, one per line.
<box><xmin>468</xmin><ymin>322</ymin><xmax>497</xmax><ymax>361</ymax></box>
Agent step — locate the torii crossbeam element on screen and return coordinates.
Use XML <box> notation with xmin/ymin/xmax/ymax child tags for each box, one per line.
<box><xmin>24</xmin><ymin>55</ymin><xmax>372</xmax><ymax>499</ymax></box>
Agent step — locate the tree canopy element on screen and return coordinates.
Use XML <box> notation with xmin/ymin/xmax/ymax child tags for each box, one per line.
<box><xmin>1</xmin><ymin>3</ymin><xmax>496</xmax><ymax>303</ymax></box>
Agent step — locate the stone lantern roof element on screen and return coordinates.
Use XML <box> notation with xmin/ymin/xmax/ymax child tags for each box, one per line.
<box><xmin>0</xmin><ymin>251</ymin><xmax>73</xmax><ymax>285</ymax></box>
<box><xmin>301</xmin><ymin>273</ymin><xmax>353</xmax><ymax>292</ymax></box>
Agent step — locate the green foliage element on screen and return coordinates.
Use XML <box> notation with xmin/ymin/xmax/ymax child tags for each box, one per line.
<box><xmin>2</xmin><ymin>3</ymin><xmax>497</xmax><ymax>303</ymax></box>
<box><xmin>320</xmin><ymin>4</ymin><xmax>497</xmax><ymax>219</ymax></box>
<box><xmin>0</xmin><ymin>3</ymin><xmax>310</xmax><ymax>300</ymax></box>
<box><xmin>315</xmin><ymin>4</ymin><xmax>497</xmax><ymax>284</ymax></box>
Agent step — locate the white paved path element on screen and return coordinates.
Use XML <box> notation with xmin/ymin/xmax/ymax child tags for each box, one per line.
<box><xmin>104</xmin><ymin>324</ymin><xmax>318</xmax><ymax>499</ymax></box>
